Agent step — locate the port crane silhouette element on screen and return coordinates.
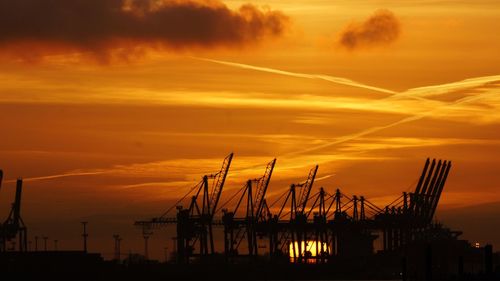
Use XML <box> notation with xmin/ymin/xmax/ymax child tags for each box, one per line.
<box><xmin>0</xmin><ymin>171</ymin><xmax>28</xmax><ymax>252</ymax></box>
<box><xmin>135</xmin><ymin>155</ymin><xmax>452</xmax><ymax>264</ymax></box>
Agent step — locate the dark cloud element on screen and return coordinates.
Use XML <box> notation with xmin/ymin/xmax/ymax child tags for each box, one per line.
<box><xmin>338</xmin><ymin>9</ymin><xmax>400</xmax><ymax>50</ymax></box>
<box><xmin>0</xmin><ymin>0</ymin><xmax>289</xmax><ymax>61</ymax></box>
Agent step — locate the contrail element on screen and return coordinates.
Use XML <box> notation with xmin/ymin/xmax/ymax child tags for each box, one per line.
<box><xmin>197</xmin><ymin>57</ymin><xmax>500</xmax><ymax>155</ymax></box>
<box><xmin>403</xmin><ymin>75</ymin><xmax>500</xmax><ymax>97</ymax></box>
<box><xmin>313</xmin><ymin>174</ymin><xmax>335</xmax><ymax>182</ymax></box>
<box><xmin>10</xmin><ymin>60</ymin><xmax>500</xmax><ymax>183</ymax></box>
<box><xmin>4</xmin><ymin>171</ymin><xmax>107</xmax><ymax>183</ymax></box>
<box><xmin>197</xmin><ymin>57</ymin><xmax>500</xmax><ymax>102</ymax></box>
<box><xmin>195</xmin><ymin>57</ymin><xmax>397</xmax><ymax>95</ymax></box>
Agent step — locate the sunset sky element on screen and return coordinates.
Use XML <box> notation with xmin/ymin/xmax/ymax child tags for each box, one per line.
<box><xmin>0</xmin><ymin>0</ymin><xmax>499</xmax><ymax>259</ymax></box>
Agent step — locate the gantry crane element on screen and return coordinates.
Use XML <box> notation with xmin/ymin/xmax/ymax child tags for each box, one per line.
<box><xmin>273</xmin><ymin>165</ymin><xmax>318</xmax><ymax>262</ymax></box>
<box><xmin>1</xmin><ymin>174</ymin><xmax>28</xmax><ymax>252</ymax></box>
<box><xmin>222</xmin><ymin>158</ymin><xmax>276</xmax><ymax>259</ymax></box>
<box><xmin>135</xmin><ymin>157</ymin><xmax>454</xmax><ymax>264</ymax></box>
<box><xmin>135</xmin><ymin>153</ymin><xmax>233</xmax><ymax>263</ymax></box>
<box><xmin>376</xmin><ymin>158</ymin><xmax>452</xmax><ymax>251</ymax></box>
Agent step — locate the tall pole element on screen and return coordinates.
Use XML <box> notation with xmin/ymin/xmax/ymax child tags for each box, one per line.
<box><xmin>144</xmin><ymin>235</ymin><xmax>150</xmax><ymax>260</ymax></box>
<box><xmin>172</xmin><ymin>237</ymin><xmax>177</xmax><ymax>254</ymax></box>
<box><xmin>113</xmin><ymin>235</ymin><xmax>121</xmax><ymax>261</ymax></box>
<box><xmin>34</xmin><ymin>236</ymin><xmax>38</xmax><ymax>251</ymax></box>
<box><xmin>142</xmin><ymin>227</ymin><xmax>153</xmax><ymax>260</ymax></box>
<box><xmin>43</xmin><ymin>236</ymin><xmax>48</xmax><ymax>251</ymax></box>
<box><xmin>118</xmin><ymin>238</ymin><xmax>122</xmax><ymax>261</ymax></box>
<box><xmin>81</xmin><ymin>222</ymin><xmax>88</xmax><ymax>253</ymax></box>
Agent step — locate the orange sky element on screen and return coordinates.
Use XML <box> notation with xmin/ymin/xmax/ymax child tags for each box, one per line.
<box><xmin>0</xmin><ymin>0</ymin><xmax>499</xmax><ymax>259</ymax></box>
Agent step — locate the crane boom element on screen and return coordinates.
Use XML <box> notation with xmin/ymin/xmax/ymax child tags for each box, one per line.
<box><xmin>209</xmin><ymin>153</ymin><xmax>233</xmax><ymax>217</ymax></box>
<box><xmin>13</xmin><ymin>179</ymin><xmax>23</xmax><ymax>225</ymax></box>
<box><xmin>428</xmin><ymin>161</ymin><xmax>451</xmax><ymax>222</ymax></box>
<box><xmin>254</xmin><ymin>158</ymin><xmax>276</xmax><ymax>219</ymax></box>
<box><xmin>409</xmin><ymin>158</ymin><xmax>430</xmax><ymax>213</ymax></box>
<box><xmin>297</xmin><ymin>165</ymin><xmax>319</xmax><ymax>213</ymax></box>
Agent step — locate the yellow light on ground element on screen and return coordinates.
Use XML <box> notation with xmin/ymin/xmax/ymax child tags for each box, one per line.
<box><xmin>289</xmin><ymin>241</ymin><xmax>330</xmax><ymax>262</ymax></box>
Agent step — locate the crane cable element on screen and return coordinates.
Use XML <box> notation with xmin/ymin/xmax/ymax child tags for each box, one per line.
<box><xmin>215</xmin><ymin>184</ymin><xmax>246</xmax><ymax>214</ymax></box>
<box><xmin>160</xmin><ymin>180</ymin><xmax>202</xmax><ymax>218</ymax></box>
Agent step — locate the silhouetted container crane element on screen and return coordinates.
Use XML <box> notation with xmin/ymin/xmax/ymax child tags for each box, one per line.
<box><xmin>375</xmin><ymin>158</ymin><xmax>452</xmax><ymax>251</ymax></box>
<box><xmin>135</xmin><ymin>156</ymin><xmax>458</xmax><ymax>267</ymax></box>
<box><xmin>1</xmin><ymin>173</ymin><xmax>28</xmax><ymax>252</ymax></box>
<box><xmin>221</xmin><ymin>158</ymin><xmax>276</xmax><ymax>260</ymax></box>
<box><xmin>135</xmin><ymin>153</ymin><xmax>234</xmax><ymax>264</ymax></box>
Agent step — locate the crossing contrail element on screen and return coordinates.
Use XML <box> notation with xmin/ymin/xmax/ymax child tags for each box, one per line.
<box><xmin>195</xmin><ymin>57</ymin><xmax>397</xmax><ymax>95</ymax></box>
<box><xmin>283</xmin><ymin>89</ymin><xmax>499</xmax><ymax>156</ymax></box>
<box><xmin>197</xmin><ymin>57</ymin><xmax>500</xmax><ymax>102</ymax></box>
<box><xmin>10</xmin><ymin>59</ymin><xmax>500</xmax><ymax>183</ymax></box>
<box><xmin>197</xmin><ymin>57</ymin><xmax>500</xmax><ymax>155</ymax></box>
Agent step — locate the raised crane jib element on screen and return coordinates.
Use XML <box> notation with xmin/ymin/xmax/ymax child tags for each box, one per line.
<box><xmin>13</xmin><ymin>179</ymin><xmax>23</xmax><ymax>224</ymax></box>
<box><xmin>4</xmin><ymin>179</ymin><xmax>23</xmax><ymax>227</ymax></box>
<box><xmin>208</xmin><ymin>153</ymin><xmax>233</xmax><ymax>217</ymax></box>
<box><xmin>428</xmin><ymin>161</ymin><xmax>451</xmax><ymax>222</ymax></box>
<box><xmin>297</xmin><ymin>165</ymin><xmax>319</xmax><ymax>213</ymax></box>
<box><xmin>254</xmin><ymin>158</ymin><xmax>276</xmax><ymax>219</ymax></box>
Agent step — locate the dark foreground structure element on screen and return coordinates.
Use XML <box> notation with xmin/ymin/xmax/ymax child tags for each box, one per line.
<box><xmin>1</xmin><ymin>157</ymin><xmax>499</xmax><ymax>280</ymax></box>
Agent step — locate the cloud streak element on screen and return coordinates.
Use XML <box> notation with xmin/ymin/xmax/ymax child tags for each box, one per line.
<box><xmin>402</xmin><ymin>75</ymin><xmax>500</xmax><ymax>97</ymax></box>
<box><xmin>0</xmin><ymin>0</ymin><xmax>289</xmax><ymax>61</ymax></box>
<box><xmin>5</xmin><ymin>59</ymin><xmax>499</xmax><ymax>187</ymax></box>
<box><xmin>338</xmin><ymin>9</ymin><xmax>400</xmax><ymax>50</ymax></box>
<box><xmin>194</xmin><ymin>59</ymin><xmax>500</xmax><ymax>155</ymax></box>
<box><xmin>286</xmin><ymin>88</ymin><xmax>499</xmax><ymax>156</ymax></box>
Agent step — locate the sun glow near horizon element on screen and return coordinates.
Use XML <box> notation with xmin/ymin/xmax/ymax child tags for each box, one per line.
<box><xmin>289</xmin><ymin>241</ymin><xmax>331</xmax><ymax>262</ymax></box>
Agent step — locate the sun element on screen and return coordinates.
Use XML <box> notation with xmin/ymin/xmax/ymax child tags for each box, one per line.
<box><xmin>289</xmin><ymin>241</ymin><xmax>331</xmax><ymax>262</ymax></box>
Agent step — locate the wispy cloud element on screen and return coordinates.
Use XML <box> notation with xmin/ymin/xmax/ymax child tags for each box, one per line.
<box><xmin>286</xmin><ymin>88</ymin><xmax>499</xmax><ymax>156</ymax></box>
<box><xmin>197</xmin><ymin>57</ymin><xmax>500</xmax><ymax>122</ymax></box>
<box><xmin>6</xmin><ymin>59</ymin><xmax>499</xmax><ymax>198</ymax></box>
<box><xmin>338</xmin><ymin>137</ymin><xmax>500</xmax><ymax>152</ymax></box>
<box><xmin>401</xmin><ymin>75</ymin><xmax>500</xmax><ymax>97</ymax></box>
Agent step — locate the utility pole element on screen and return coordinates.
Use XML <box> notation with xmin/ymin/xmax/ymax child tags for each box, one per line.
<box><xmin>172</xmin><ymin>237</ymin><xmax>177</xmax><ymax>254</ymax></box>
<box><xmin>81</xmin><ymin>221</ymin><xmax>88</xmax><ymax>253</ymax></box>
<box><xmin>142</xmin><ymin>227</ymin><xmax>153</xmax><ymax>260</ymax></box>
<box><xmin>164</xmin><ymin>246</ymin><xmax>168</xmax><ymax>263</ymax></box>
<box><xmin>43</xmin><ymin>236</ymin><xmax>48</xmax><ymax>251</ymax></box>
<box><xmin>113</xmin><ymin>235</ymin><xmax>122</xmax><ymax>261</ymax></box>
<box><xmin>171</xmin><ymin>237</ymin><xmax>178</xmax><ymax>263</ymax></box>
